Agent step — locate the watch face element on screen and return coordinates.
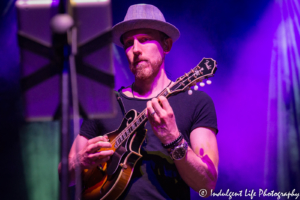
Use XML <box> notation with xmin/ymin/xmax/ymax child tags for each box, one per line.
<box><xmin>173</xmin><ymin>147</ymin><xmax>186</xmax><ymax>160</ymax></box>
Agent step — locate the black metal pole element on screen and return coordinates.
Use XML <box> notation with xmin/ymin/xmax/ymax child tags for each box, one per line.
<box><xmin>54</xmin><ymin>1</ymin><xmax>71</xmax><ymax>200</ymax></box>
<box><xmin>58</xmin><ymin>0</ymin><xmax>66</xmax><ymax>14</ymax></box>
<box><xmin>52</xmin><ymin>30</ymin><xmax>70</xmax><ymax>200</ymax></box>
<box><xmin>51</xmin><ymin>1</ymin><xmax>75</xmax><ymax>199</ymax></box>
<box><xmin>60</xmin><ymin>57</ymin><xmax>70</xmax><ymax>200</ymax></box>
<box><xmin>53</xmin><ymin>1</ymin><xmax>71</xmax><ymax>198</ymax></box>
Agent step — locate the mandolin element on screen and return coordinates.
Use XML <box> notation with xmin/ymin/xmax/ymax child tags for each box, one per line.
<box><xmin>81</xmin><ymin>58</ymin><xmax>217</xmax><ymax>200</ymax></box>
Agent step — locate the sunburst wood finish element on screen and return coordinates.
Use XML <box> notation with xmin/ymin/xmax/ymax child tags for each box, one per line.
<box><xmin>81</xmin><ymin>58</ymin><xmax>217</xmax><ymax>200</ymax></box>
<box><xmin>81</xmin><ymin>110</ymin><xmax>147</xmax><ymax>200</ymax></box>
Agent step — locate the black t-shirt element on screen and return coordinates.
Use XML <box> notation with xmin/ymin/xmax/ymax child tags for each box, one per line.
<box><xmin>80</xmin><ymin>89</ymin><xmax>218</xmax><ymax>200</ymax></box>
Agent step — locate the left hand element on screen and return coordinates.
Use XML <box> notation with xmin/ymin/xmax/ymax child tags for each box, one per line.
<box><xmin>146</xmin><ymin>96</ymin><xmax>180</xmax><ymax>144</ymax></box>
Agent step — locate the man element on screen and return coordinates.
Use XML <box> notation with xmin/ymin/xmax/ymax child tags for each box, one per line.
<box><xmin>59</xmin><ymin>4</ymin><xmax>218</xmax><ymax>199</ymax></box>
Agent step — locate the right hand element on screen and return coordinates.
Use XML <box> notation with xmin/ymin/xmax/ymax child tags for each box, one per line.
<box><xmin>76</xmin><ymin>135</ymin><xmax>114</xmax><ymax>169</ymax></box>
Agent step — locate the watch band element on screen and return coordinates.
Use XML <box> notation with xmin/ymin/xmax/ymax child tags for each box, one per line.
<box><xmin>170</xmin><ymin>139</ymin><xmax>188</xmax><ymax>160</ymax></box>
<box><xmin>162</xmin><ymin>133</ymin><xmax>183</xmax><ymax>149</ymax></box>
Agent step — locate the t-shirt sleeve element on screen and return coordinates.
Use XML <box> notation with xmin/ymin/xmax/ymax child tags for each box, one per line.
<box><xmin>191</xmin><ymin>92</ymin><xmax>218</xmax><ymax>134</ymax></box>
<box><xmin>80</xmin><ymin>119</ymin><xmax>100</xmax><ymax>139</ymax></box>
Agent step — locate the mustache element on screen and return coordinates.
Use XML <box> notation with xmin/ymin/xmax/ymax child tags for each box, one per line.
<box><xmin>133</xmin><ymin>56</ymin><xmax>148</xmax><ymax>66</ymax></box>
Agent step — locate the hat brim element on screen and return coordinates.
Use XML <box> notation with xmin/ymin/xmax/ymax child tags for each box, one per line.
<box><xmin>112</xmin><ymin>19</ymin><xmax>180</xmax><ymax>47</ymax></box>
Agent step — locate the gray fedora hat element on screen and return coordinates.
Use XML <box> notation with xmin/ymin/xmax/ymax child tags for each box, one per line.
<box><xmin>112</xmin><ymin>4</ymin><xmax>180</xmax><ymax>47</ymax></box>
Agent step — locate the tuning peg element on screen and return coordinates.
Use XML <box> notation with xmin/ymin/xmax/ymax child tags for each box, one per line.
<box><xmin>206</xmin><ymin>79</ymin><xmax>212</xmax><ymax>85</ymax></box>
<box><xmin>200</xmin><ymin>82</ymin><xmax>205</xmax><ymax>87</ymax></box>
<box><xmin>194</xmin><ymin>85</ymin><xmax>199</xmax><ymax>91</ymax></box>
<box><xmin>188</xmin><ymin>88</ymin><xmax>193</xmax><ymax>95</ymax></box>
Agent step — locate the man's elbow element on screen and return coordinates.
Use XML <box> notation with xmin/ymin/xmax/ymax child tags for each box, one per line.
<box><xmin>199</xmin><ymin>155</ymin><xmax>218</xmax><ymax>197</ymax></box>
<box><xmin>199</xmin><ymin>180</ymin><xmax>217</xmax><ymax>198</ymax></box>
<box><xmin>195</xmin><ymin>166</ymin><xmax>218</xmax><ymax>198</ymax></box>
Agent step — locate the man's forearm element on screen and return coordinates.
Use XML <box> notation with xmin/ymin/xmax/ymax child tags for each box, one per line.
<box><xmin>174</xmin><ymin>146</ymin><xmax>218</xmax><ymax>197</ymax></box>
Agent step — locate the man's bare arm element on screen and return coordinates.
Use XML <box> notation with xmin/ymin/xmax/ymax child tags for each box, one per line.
<box><xmin>146</xmin><ymin>96</ymin><xmax>218</xmax><ymax>196</ymax></box>
<box><xmin>58</xmin><ymin>134</ymin><xmax>114</xmax><ymax>186</ymax></box>
<box><xmin>174</xmin><ymin>127</ymin><xmax>219</xmax><ymax>196</ymax></box>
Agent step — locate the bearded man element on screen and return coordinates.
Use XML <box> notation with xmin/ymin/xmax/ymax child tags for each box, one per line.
<box><xmin>59</xmin><ymin>4</ymin><xmax>219</xmax><ymax>200</ymax></box>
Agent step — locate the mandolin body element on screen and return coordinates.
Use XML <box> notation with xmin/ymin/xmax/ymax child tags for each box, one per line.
<box><xmin>81</xmin><ymin>110</ymin><xmax>147</xmax><ymax>200</ymax></box>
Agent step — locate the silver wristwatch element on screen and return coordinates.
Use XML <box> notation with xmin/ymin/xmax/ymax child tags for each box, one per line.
<box><xmin>169</xmin><ymin>139</ymin><xmax>188</xmax><ymax>160</ymax></box>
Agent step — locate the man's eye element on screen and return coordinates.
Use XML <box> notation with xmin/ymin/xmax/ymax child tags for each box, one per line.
<box><xmin>124</xmin><ymin>41</ymin><xmax>133</xmax><ymax>48</ymax></box>
<box><xmin>141</xmin><ymin>38</ymin><xmax>150</xmax><ymax>43</ymax></box>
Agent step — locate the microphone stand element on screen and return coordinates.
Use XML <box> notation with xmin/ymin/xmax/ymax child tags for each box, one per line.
<box><xmin>51</xmin><ymin>1</ymin><xmax>77</xmax><ymax>199</ymax></box>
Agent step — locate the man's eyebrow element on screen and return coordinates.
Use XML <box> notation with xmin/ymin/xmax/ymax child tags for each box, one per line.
<box><xmin>122</xmin><ymin>36</ymin><xmax>132</xmax><ymax>43</ymax></box>
<box><xmin>123</xmin><ymin>31</ymin><xmax>155</xmax><ymax>42</ymax></box>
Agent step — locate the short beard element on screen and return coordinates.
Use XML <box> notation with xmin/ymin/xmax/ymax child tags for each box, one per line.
<box><xmin>130</xmin><ymin>55</ymin><xmax>164</xmax><ymax>80</ymax></box>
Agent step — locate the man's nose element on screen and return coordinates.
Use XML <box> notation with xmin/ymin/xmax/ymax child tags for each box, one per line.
<box><xmin>132</xmin><ymin>39</ymin><xmax>142</xmax><ymax>55</ymax></box>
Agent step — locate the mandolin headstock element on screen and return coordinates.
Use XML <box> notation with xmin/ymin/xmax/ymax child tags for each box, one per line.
<box><xmin>169</xmin><ymin>58</ymin><xmax>217</xmax><ymax>95</ymax></box>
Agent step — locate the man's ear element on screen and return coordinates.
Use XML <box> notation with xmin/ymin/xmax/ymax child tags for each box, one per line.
<box><xmin>163</xmin><ymin>38</ymin><xmax>173</xmax><ymax>54</ymax></box>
